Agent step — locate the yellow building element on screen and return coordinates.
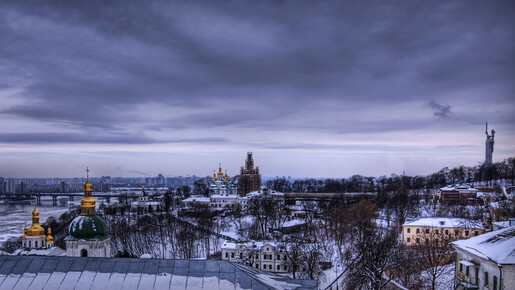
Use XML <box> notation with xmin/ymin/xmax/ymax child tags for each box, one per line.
<box><xmin>22</xmin><ymin>205</ymin><xmax>54</xmax><ymax>249</ymax></box>
<box><xmin>402</xmin><ymin>217</ymin><xmax>485</xmax><ymax>245</ymax></box>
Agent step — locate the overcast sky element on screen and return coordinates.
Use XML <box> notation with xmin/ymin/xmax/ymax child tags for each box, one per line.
<box><xmin>0</xmin><ymin>0</ymin><xmax>514</xmax><ymax>178</ymax></box>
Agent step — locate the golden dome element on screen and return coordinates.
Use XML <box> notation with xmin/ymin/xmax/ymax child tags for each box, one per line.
<box><xmin>81</xmin><ymin>167</ymin><xmax>96</xmax><ymax>216</ymax></box>
<box><xmin>25</xmin><ymin>205</ymin><xmax>45</xmax><ymax>237</ymax></box>
<box><xmin>46</xmin><ymin>227</ymin><xmax>54</xmax><ymax>244</ymax></box>
<box><xmin>218</xmin><ymin>163</ymin><xmax>224</xmax><ymax>175</ymax></box>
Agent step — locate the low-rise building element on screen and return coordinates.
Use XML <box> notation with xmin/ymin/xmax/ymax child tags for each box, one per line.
<box><xmin>441</xmin><ymin>184</ymin><xmax>478</xmax><ymax>205</ymax></box>
<box><xmin>221</xmin><ymin>241</ymin><xmax>289</xmax><ymax>273</ymax></box>
<box><xmin>451</xmin><ymin>226</ymin><xmax>515</xmax><ymax>290</ymax></box>
<box><xmin>402</xmin><ymin>217</ymin><xmax>485</xmax><ymax>245</ymax></box>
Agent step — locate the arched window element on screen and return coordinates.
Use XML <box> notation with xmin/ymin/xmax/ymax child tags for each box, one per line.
<box><xmin>81</xmin><ymin>249</ymin><xmax>88</xmax><ymax>257</ymax></box>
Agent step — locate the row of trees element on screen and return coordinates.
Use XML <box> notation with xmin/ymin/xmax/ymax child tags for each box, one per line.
<box><xmin>265</xmin><ymin>157</ymin><xmax>515</xmax><ymax>193</ymax></box>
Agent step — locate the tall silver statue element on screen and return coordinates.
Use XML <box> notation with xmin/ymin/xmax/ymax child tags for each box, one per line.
<box><xmin>485</xmin><ymin>122</ymin><xmax>495</xmax><ymax>165</ymax></box>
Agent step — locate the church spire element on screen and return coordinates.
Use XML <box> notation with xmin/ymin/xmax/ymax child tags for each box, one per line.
<box><xmin>81</xmin><ymin>167</ymin><xmax>96</xmax><ymax>216</ymax></box>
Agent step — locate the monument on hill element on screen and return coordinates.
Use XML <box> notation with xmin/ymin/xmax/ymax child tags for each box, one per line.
<box><xmin>485</xmin><ymin>122</ymin><xmax>495</xmax><ymax>165</ymax></box>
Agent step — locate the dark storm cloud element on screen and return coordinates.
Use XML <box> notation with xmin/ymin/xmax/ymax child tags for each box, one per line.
<box><xmin>428</xmin><ymin>101</ymin><xmax>451</xmax><ymax>120</ymax></box>
<box><xmin>0</xmin><ymin>0</ymin><xmax>514</xmax><ymax>143</ymax></box>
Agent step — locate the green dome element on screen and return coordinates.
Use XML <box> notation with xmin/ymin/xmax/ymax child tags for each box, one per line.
<box><xmin>66</xmin><ymin>215</ymin><xmax>111</xmax><ymax>241</ymax></box>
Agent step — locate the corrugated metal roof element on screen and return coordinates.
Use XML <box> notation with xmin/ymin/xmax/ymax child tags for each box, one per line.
<box><xmin>0</xmin><ymin>256</ymin><xmax>317</xmax><ymax>289</ymax></box>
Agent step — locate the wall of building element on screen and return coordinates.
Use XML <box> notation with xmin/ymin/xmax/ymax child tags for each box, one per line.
<box><xmin>66</xmin><ymin>240</ymin><xmax>111</xmax><ymax>258</ymax></box>
<box><xmin>402</xmin><ymin>225</ymin><xmax>485</xmax><ymax>245</ymax></box>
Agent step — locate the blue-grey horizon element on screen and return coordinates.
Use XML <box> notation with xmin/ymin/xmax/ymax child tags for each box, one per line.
<box><xmin>0</xmin><ymin>0</ymin><xmax>514</xmax><ymax>178</ymax></box>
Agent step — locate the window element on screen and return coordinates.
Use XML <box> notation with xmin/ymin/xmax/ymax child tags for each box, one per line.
<box><xmin>231</xmin><ymin>253</ymin><xmax>235</xmax><ymax>258</ymax></box>
<box><xmin>465</xmin><ymin>230</ymin><xmax>469</xmax><ymax>236</ymax></box>
<box><xmin>459</xmin><ymin>263</ymin><xmax>463</xmax><ymax>272</ymax></box>
<box><xmin>277</xmin><ymin>265</ymin><xmax>280</xmax><ymax>270</ymax></box>
<box><xmin>256</xmin><ymin>264</ymin><xmax>259</xmax><ymax>269</ymax></box>
<box><xmin>407</xmin><ymin>237</ymin><xmax>411</xmax><ymax>243</ymax></box>
<box><xmin>276</xmin><ymin>255</ymin><xmax>280</xmax><ymax>260</ymax></box>
<box><xmin>407</xmin><ymin>228</ymin><xmax>411</xmax><ymax>233</ymax></box>
<box><xmin>240</xmin><ymin>253</ymin><xmax>242</xmax><ymax>259</ymax></box>
<box><xmin>284</xmin><ymin>265</ymin><xmax>287</xmax><ymax>270</ymax></box>
<box><xmin>493</xmin><ymin>276</ymin><xmax>497</xmax><ymax>290</ymax></box>
<box><xmin>425</xmin><ymin>229</ymin><xmax>430</xmax><ymax>234</ymax></box>
<box><xmin>455</xmin><ymin>230</ymin><xmax>459</xmax><ymax>235</ymax></box>
<box><xmin>445</xmin><ymin>230</ymin><xmax>449</xmax><ymax>235</ymax></box>
<box><xmin>416</xmin><ymin>238</ymin><xmax>420</xmax><ymax>244</ymax></box>
<box><xmin>435</xmin><ymin>229</ymin><xmax>439</xmax><ymax>234</ymax></box>
<box><xmin>485</xmin><ymin>272</ymin><xmax>489</xmax><ymax>286</ymax></box>
<box><xmin>416</xmin><ymin>228</ymin><xmax>420</xmax><ymax>234</ymax></box>
<box><xmin>35</xmin><ymin>241</ymin><xmax>38</xmax><ymax>247</ymax></box>
<box><xmin>474</xmin><ymin>231</ymin><xmax>479</xmax><ymax>236</ymax></box>
<box><xmin>225</xmin><ymin>252</ymin><xmax>228</xmax><ymax>258</ymax></box>
<box><xmin>466</xmin><ymin>266</ymin><xmax>469</xmax><ymax>276</ymax></box>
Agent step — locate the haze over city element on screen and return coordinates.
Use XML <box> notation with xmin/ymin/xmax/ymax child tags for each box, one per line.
<box><xmin>0</xmin><ymin>1</ymin><xmax>514</xmax><ymax>178</ymax></box>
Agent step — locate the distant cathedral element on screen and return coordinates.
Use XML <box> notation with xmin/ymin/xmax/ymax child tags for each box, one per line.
<box><xmin>65</xmin><ymin>168</ymin><xmax>111</xmax><ymax>257</ymax></box>
<box><xmin>237</xmin><ymin>152</ymin><xmax>261</xmax><ymax>196</ymax></box>
<box><xmin>209</xmin><ymin>164</ymin><xmax>237</xmax><ymax>196</ymax></box>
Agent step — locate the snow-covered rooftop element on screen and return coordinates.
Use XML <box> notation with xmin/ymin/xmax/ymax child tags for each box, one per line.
<box><xmin>452</xmin><ymin>226</ymin><xmax>515</xmax><ymax>264</ymax></box>
<box><xmin>13</xmin><ymin>247</ymin><xmax>66</xmax><ymax>257</ymax></box>
<box><xmin>182</xmin><ymin>196</ymin><xmax>210</xmax><ymax>203</ymax></box>
<box><xmin>440</xmin><ymin>184</ymin><xmax>477</xmax><ymax>192</ymax></box>
<box><xmin>282</xmin><ymin>219</ymin><xmax>307</xmax><ymax>228</ymax></box>
<box><xmin>403</xmin><ymin>217</ymin><xmax>483</xmax><ymax>229</ymax></box>
<box><xmin>222</xmin><ymin>240</ymin><xmax>280</xmax><ymax>251</ymax></box>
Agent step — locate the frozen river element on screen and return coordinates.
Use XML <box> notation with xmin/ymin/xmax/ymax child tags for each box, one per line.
<box><xmin>0</xmin><ymin>197</ymin><xmax>76</xmax><ymax>243</ymax></box>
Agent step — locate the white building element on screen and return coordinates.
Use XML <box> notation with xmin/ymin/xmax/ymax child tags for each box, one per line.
<box><xmin>131</xmin><ymin>186</ymin><xmax>163</xmax><ymax>212</ymax></box>
<box><xmin>183</xmin><ymin>182</ymin><xmax>284</xmax><ymax>212</ymax></box>
<box><xmin>451</xmin><ymin>226</ymin><xmax>515</xmax><ymax>290</ymax></box>
<box><xmin>221</xmin><ymin>240</ymin><xmax>289</xmax><ymax>273</ymax></box>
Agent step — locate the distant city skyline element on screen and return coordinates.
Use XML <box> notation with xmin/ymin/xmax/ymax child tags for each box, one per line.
<box><xmin>0</xmin><ymin>1</ymin><xmax>514</xmax><ymax>178</ymax></box>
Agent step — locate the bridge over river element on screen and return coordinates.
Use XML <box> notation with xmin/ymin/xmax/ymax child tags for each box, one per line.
<box><xmin>0</xmin><ymin>192</ymin><xmax>141</xmax><ymax>205</ymax></box>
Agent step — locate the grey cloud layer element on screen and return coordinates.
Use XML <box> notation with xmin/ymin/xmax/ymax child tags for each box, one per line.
<box><xmin>0</xmin><ymin>0</ymin><xmax>514</xmax><ymax>144</ymax></box>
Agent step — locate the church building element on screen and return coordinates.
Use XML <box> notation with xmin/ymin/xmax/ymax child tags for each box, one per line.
<box><xmin>209</xmin><ymin>163</ymin><xmax>237</xmax><ymax>196</ymax></box>
<box><xmin>65</xmin><ymin>168</ymin><xmax>111</xmax><ymax>257</ymax></box>
<box><xmin>21</xmin><ymin>206</ymin><xmax>54</xmax><ymax>249</ymax></box>
<box><xmin>237</xmin><ymin>152</ymin><xmax>261</xmax><ymax>196</ymax></box>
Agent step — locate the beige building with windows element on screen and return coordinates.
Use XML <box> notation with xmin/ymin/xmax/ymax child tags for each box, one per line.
<box><xmin>451</xmin><ymin>226</ymin><xmax>515</xmax><ymax>290</ymax></box>
<box><xmin>221</xmin><ymin>241</ymin><xmax>289</xmax><ymax>273</ymax></box>
<box><xmin>402</xmin><ymin>217</ymin><xmax>485</xmax><ymax>245</ymax></box>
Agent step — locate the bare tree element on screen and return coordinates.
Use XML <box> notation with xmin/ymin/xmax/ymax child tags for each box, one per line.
<box><xmin>411</xmin><ymin>228</ymin><xmax>456</xmax><ymax>290</ymax></box>
<box><xmin>347</xmin><ymin>226</ymin><xmax>400</xmax><ymax>290</ymax></box>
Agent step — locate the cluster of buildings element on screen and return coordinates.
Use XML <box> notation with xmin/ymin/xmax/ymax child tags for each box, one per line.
<box><xmin>439</xmin><ymin>184</ymin><xmax>507</xmax><ymax>205</ymax></box>
<box><xmin>3</xmin><ymin>166</ymin><xmax>317</xmax><ymax>289</ymax></box>
<box><xmin>183</xmin><ymin>152</ymin><xmax>285</xmax><ymax>211</ymax></box>
<box><xmin>15</xmin><ymin>169</ymin><xmax>111</xmax><ymax>258</ymax></box>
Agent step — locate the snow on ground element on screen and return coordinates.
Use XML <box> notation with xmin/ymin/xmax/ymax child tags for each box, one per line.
<box><xmin>420</xmin><ymin>263</ymin><xmax>455</xmax><ymax>290</ymax></box>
